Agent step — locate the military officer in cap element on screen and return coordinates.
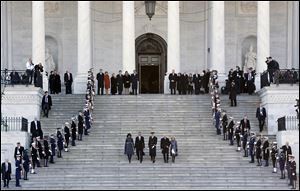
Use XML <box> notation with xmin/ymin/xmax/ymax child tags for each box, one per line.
<box><xmin>278</xmin><ymin>150</ymin><xmax>286</xmax><ymax>179</ymax></box>
<box><xmin>242</xmin><ymin>129</ymin><xmax>248</xmax><ymax>157</ymax></box>
<box><xmin>255</xmin><ymin>134</ymin><xmax>263</xmax><ymax>166</ymax></box>
<box><xmin>228</xmin><ymin>117</ymin><xmax>235</xmax><ymax>145</ymax></box>
<box><xmin>262</xmin><ymin>136</ymin><xmax>270</xmax><ymax>167</ymax></box>
<box><xmin>270</xmin><ymin>142</ymin><xmax>278</xmax><ymax>173</ymax></box>
<box><xmin>290</xmin><ymin>155</ymin><xmax>297</xmax><ymax>189</ymax></box>
<box><xmin>148</xmin><ymin>132</ymin><xmax>157</xmax><ymax>163</ymax></box>
<box><xmin>249</xmin><ymin>132</ymin><xmax>256</xmax><ymax>163</ymax></box>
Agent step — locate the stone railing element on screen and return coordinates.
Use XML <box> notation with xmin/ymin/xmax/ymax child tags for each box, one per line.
<box><xmin>277</xmin><ymin>115</ymin><xmax>299</xmax><ymax>131</ymax></box>
<box><xmin>1</xmin><ymin>116</ymin><xmax>28</xmax><ymax>132</ymax></box>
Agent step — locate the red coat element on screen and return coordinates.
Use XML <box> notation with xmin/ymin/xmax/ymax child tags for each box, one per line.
<box><xmin>104</xmin><ymin>74</ymin><xmax>110</xmax><ymax>89</ymax></box>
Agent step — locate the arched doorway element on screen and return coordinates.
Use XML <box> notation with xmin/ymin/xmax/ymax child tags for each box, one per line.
<box><xmin>136</xmin><ymin>33</ymin><xmax>167</xmax><ymax>94</ymax></box>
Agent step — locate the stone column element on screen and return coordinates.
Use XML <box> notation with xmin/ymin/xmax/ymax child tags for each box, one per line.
<box><xmin>256</xmin><ymin>1</ymin><xmax>270</xmax><ymax>91</ymax></box>
<box><xmin>292</xmin><ymin>1</ymin><xmax>299</xmax><ymax>69</ymax></box>
<box><xmin>32</xmin><ymin>1</ymin><xmax>47</xmax><ymax>91</ymax></box>
<box><xmin>165</xmin><ymin>1</ymin><xmax>180</xmax><ymax>94</ymax></box>
<box><xmin>74</xmin><ymin>1</ymin><xmax>92</xmax><ymax>94</ymax></box>
<box><xmin>122</xmin><ymin>1</ymin><xmax>135</xmax><ymax>73</ymax></box>
<box><xmin>1</xmin><ymin>1</ymin><xmax>8</xmax><ymax>70</ymax></box>
<box><xmin>208</xmin><ymin>1</ymin><xmax>225</xmax><ymax>76</ymax></box>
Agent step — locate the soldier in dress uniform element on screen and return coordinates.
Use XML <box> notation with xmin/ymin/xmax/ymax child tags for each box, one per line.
<box><xmin>221</xmin><ymin>110</ymin><xmax>228</xmax><ymax>140</ymax></box>
<box><xmin>148</xmin><ymin>132</ymin><xmax>157</xmax><ymax>163</ymax></box>
<box><xmin>278</xmin><ymin>150</ymin><xmax>286</xmax><ymax>179</ymax></box>
<box><xmin>270</xmin><ymin>142</ymin><xmax>278</xmax><ymax>173</ymax></box>
<box><xmin>290</xmin><ymin>155</ymin><xmax>297</xmax><ymax>189</ymax></box>
<box><xmin>248</xmin><ymin>132</ymin><xmax>256</xmax><ymax>163</ymax></box>
<box><xmin>242</xmin><ymin>129</ymin><xmax>249</xmax><ymax>157</ymax></box>
<box><xmin>234</xmin><ymin>122</ymin><xmax>241</xmax><ymax>151</ymax></box>
<box><xmin>262</xmin><ymin>136</ymin><xmax>270</xmax><ymax>167</ymax></box>
<box><xmin>228</xmin><ymin>117</ymin><xmax>235</xmax><ymax>145</ymax></box>
<box><xmin>255</xmin><ymin>134</ymin><xmax>263</xmax><ymax>166</ymax></box>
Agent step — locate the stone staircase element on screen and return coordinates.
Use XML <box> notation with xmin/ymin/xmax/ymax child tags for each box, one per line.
<box><xmin>16</xmin><ymin>94</ymin><xmax>292</xmax><ymax>190</ymax></box>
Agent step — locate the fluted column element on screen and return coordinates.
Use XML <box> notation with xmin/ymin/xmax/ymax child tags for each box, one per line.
<box><xmin>122</xmin><ymin>1</ymin><xmax>135</xmax><ymax>73</ymax></box>
<box><xmin>208</xmin><ymin>1</ymin><xmax>225</xmax><ymax>75</ymax></box>
<box><xmin>32</xmin><ymin>1</ymin><xmax>47</xmax><ymax>91</ymax></box>
<box><xmin>256</xmin><ymin>1</ymin><xmax>270</xmax><ymax>91</ymax></box>
<box><xmin>74</xmin><ymin>1</ymin><xmax>92</xmax><ymax>94</ymax></box>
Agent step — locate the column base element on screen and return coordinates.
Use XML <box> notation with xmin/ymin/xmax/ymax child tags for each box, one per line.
<box><xmin>164</xmin><ymin>75</ymin><xmax>170</xmax><ymax>94</ymax></box>
<box><xmin>74</xmin><ymin>74</ymin><xmax>88</xmax><ymax>94</ymax></box>
<box><xmin>42</xmin><ymin>73</ymin><xmax>48</xmax><ymax>92</ymax></box>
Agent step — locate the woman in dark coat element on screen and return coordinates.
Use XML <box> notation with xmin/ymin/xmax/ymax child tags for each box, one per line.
<box><xmin>170</xmin><ymin>136</ymin><xmax>178</xmax><ymax>163</ymax></box>
<box><xmin>77</xmin><ymin>111</ymin><xmax>84</xmax><ymax>140</ymax></box>
<box><xmin>71</xmin><ymin>118</ymin><xmax>77</xmax><ymax>146</ymax></box>
<box><xmin>124</xmin><ymin>133</ymin><xmax>134</xmax><ymax>163</ymax></box>
<box><xmin>123</xmin><ymin>71</ymin><xmax>131</xmax><ymax>95</ymax></box>
<box><xmin>111</xmin><ymin>73</ymin><xmax>117</xmax><ymax>95</ymax></box>
<box><xmin>23</xmin><ymin>150</ymin><xmax>30</xmax><ymax>180</ymax></box>
<box><xmin>57</xmin><ymin>129</ymin><xmax>64</xmax><ymax>158</ymax></box>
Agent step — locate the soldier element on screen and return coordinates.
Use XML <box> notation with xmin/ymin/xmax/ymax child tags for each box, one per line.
<box><xmin>242</xmin><ymin>129</ymin><xmax>249</xmax><ymax>157</ymax></box>
<box><xmin>256</xmin><ymin>134</ymin><xmax>263</xmax><ymax>166</ymax></box>
<box><xmin>169</xmin><ymin>70</ymin><xmax>177</xmax><ymax>95</ymax></box>
<box><xmin>64</xmin><ymin>122</ymin><xmax>71</xmax><ymax>152</ymax></box>
<box><xmin>49</xmin><ymin>134</ymin><xmax>56</xmax><ymax>163</ymax></box>
<box><xmin>290</xmin><ymin>155</ymin><xmax>297</xmax><ymax>189</ymax></box>
<box><xmin>15</xmin><ymin>155</ymin><xmax>22</xmax><ymax>187</ymax></box>
<box><xmin>278</xmin><ymin>150</ymin><xmax>286</xmax><ymax>179</ymax></box>
<box><xmin>262</xmin><ymin>136</ymin><xmax>270</xmax><ymax>167</ymax></box>
<box><xmin>221</xmin><ymin>110</ymin><xmax>228</xmax><ymax>140</ymax></box>
<box><xmin>270</xmin><ymin>142</ymin><xmax>278</xmax><ymax>173</ymax></box>
<box><xmin>161</xmin><ymin>136</ymin><xmax>171</xmax><ymax>163</ymax></box>
<box><xmin>228</xmin><ymin>117</ymin><xmax>235</xmax><ymax>145</ymax></box>
<box><xmin>148</xmin><ymin>132</ymin><xmax>157</xmax><ymax>163</ymax></box>
<box><xmin>43</xmin><ymin>136</ymin><xmax>50</xmax><ymax>167</ymax></box>
<box><xmin>71</xmin><ymin>117</ymin><xmax>77</xmax><ymax>146</ymax></box>
<box><xmin>234</xmin><ymin>122</ymin><xmax>241</xmax><ymax>151</ymax></box>
<box><xmin>248</xmin><ymin>132</ymin><xmax>256</xmax><ymax>163</ymax></box>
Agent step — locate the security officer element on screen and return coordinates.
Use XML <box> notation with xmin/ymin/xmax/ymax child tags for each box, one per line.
<box><xmin>270</xmin><ymin>142</ymin><xmax>278</xmax><ymax>173</ymax></box>
<box><xmin>249</xmin><ymin>132</ymin><xmax>256</xmax><ymax>163</ymax></box>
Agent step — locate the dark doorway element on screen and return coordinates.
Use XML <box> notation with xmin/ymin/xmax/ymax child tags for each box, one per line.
<box><xmin>140</xmin><ymin>65</ymin><xmax>159</xmax><ymax>94</ymax></box>
<box><xmin>136</xmin><ymin>33</ymin><xmax>167</xmax><ymax>93</ymax></box>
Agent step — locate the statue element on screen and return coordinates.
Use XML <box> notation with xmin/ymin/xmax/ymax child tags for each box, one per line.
<box><xmin>45</xmin><ymin>48</ymin><xmax>56</xmax><ymax>73</ymax></box>
<box><xmin>244</xmin><ymin>45</ymin><xmax>256</xmax><ymax>72</ymax></box>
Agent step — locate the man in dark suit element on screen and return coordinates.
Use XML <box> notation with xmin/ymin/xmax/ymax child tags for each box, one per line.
<box><xmin>96</xmin><ymin>69</ymin><xmax>104</xmax><ymax>95</ymax></box>
<box><xmin>266</xmin><ymin>56</ymin><xmax>279</xmax><ymax>84</ymax></box>
<box><xmin>30</xmin><ymin>118</ymin><xmax>43</xmax><ymax>140</ymax></box>
<box><xmin>169</xmin><ymin>70</ymin><xmax>177</xmax><ymax>95</ymax></box>
<box><xmin>14</xmin><ymin>142</ymin><xmax>24</xmax><ymax>161</ymax></box>
<box><xmin>1</xmin><ymin>159</ymin><xmax>11</xmax><ymax>188</ymax></box>
<box><xmin>42</xmin><ymin>91</ymin><xmax>52</xmax><ymax>118</ymax></box>
<box><xmin>256</xmin><ymin>104</ymin><xmax>266</xmax><ymax>132</ymax></box>
<box><xmin>229</xmin><ymin>81</ymin><xmax>237</xmax><ymax>107</ymax></box>
<box><xmin>131</xmin><ymin>70</ymin><xmax>139</xmax><ymax>95</ymax></box>
<box><xmin>148</xmin><ymin>132</ymin><xmax>157</xmax><ymax>163</ymax></box>
<box><xmin>135</xmin><ymin>132</ymin><xmax>145</xmax><ymax>163</ymax></box>
<box><xmin>161</xmin><ymin>136</ymin><xmax>170</xmax><ymax>163</ymax></box>
<box><xmin>64</xmin><ymin>70</ymin><xmax>73</xmax><ymax>94</ymax></box>
<box><xmin>239</xmin><ymin>115</ymin><xmax>251</xmax><ymax>135</ymax></box>
<box><xmin>116</xmin><ymin>70</ymin><xmax>124</xmax><ymax>95</ymax></box>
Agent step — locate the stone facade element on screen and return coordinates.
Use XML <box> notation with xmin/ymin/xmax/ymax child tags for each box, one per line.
<box><xmin>1</xmin><ymin>1</ymin><xmax>299</xmax><ymax>75</ymax></box>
